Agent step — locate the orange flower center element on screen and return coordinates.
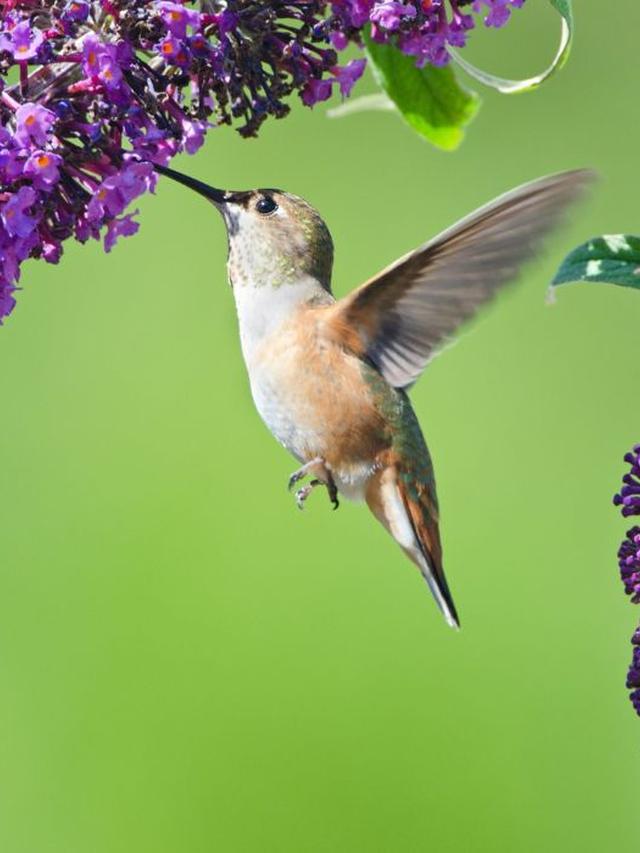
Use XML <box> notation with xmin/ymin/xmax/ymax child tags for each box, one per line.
<box><xmin>36</xmin><ymin>155</ymin><xmax>50</xmax><ymax>168</ymax></box>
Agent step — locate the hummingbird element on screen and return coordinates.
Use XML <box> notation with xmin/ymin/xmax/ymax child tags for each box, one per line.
<box><xmin>155</xmin><ymin>164</ymin><xmax>593</xmax><ymax>629</ymax></box>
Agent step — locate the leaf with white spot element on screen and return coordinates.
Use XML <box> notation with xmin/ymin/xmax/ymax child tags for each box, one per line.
<box><xmin>551</xmin><ymin>235</ymin><xmax>640</xmax><ymax>291</ymax></box>
<box><xmin>452</xmin><ymin>0</ymin><xmax>573</xmax><ymax>94</ymax></box>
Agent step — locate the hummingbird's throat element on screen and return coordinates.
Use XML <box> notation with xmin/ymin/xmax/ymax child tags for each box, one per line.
<box><xmin>226</xmin><ymin>201</ymin><xmax>333</xmax><ymax>292</ymax></box>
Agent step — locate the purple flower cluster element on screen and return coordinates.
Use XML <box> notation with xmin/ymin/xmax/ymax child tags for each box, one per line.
<box><xmin>358</xmin><ymin>0</ymin><xmax>524</xmax><ymax>68</ymax></box>
<box><xmin>614</xmin><ymin>445</ymin><xmax>640</xmax><ymax>518</ymax></box>
<box><xmin>614</xmin><ymin>444</ymin><xmax>640</xmax><ymax>717</ymax></box>
<box><xmin>628</xmin><ymin>629</ymin><xmax>640</xmax><ymax>716</ymax></box>
<box><xmin>617</xmin><ymin>528</ymin><xmax>640</xmax><ymax>604</ymax></box>
<box><xmin>0</xmin><ymin>1</ymin><xmax>524</xmax><ymax>322</ymax></box>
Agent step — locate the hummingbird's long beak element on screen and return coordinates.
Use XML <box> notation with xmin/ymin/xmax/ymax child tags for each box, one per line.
<box><xmin>153</xmin><ymin>163</ymin><xmax>228</xmax><ymax>205</ymax></box>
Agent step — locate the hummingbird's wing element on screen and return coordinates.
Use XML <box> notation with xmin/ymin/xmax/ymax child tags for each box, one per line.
<box><xmin>332</xmin><ymin>170</ymin><xmax>595</xmax><ymax>389</ymax></box>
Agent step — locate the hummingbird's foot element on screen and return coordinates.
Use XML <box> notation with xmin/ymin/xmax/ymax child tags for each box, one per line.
<box><xmin>295</xmin><ymin>479</ymin><xmax>321</xmax><ymax>510</ymax></box>
<box><xmin>287</xmin><ymin>457</ymin><xmax>326</xmax><ymax>491</ymax></box>
<box><xmin>326</xmin><ymin>476</ymin><xmax>339</xmax><ymax>511</ymax></box>
<box><xmin>287</xmin><ymin>458</ymin><xmax>340</xmax><ymax>511</ymax></box>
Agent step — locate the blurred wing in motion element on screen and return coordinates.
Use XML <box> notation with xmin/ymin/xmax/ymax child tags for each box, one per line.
<box><xmin>333</xmin><ymin>169</ymin><xmax>596</xmax><ymax>389</ymax></box>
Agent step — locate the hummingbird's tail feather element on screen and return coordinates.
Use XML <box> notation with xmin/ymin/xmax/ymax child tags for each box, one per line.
<box><xmin>366</xmin><ymin>465</ymin><xmax>460</xmax><ymax>629</ymax></box>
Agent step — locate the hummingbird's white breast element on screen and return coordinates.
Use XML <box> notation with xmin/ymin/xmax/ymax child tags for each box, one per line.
<box><xmin>231</xmin><ymin>282</ymin><xmax>385</xmax><ymax>501</ymax></box>
<box><xmin>233</xmin><ymin>278</ymin><xmax>333</xmax><ymax>460</ymax></box>
<box><xmin>232</xmin><ymin>276</ymin><xmax>329</xmax><ymax>364</ymax></box>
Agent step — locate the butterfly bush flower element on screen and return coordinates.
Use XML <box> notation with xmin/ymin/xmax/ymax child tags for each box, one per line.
<box><xmin>614</xmin><ymin>444</ymin><xmax>640</xmax><ymax>717</ymax></box>
<box><xmin>0</xmin><ymin>0</ymin><xmax>524</xmax><ymax>321</ymax></box>
<box><xmin>0</xmin><ymin>20</ymin><xmax>45</xmax><ymax>60</ymax></box>
<box><xmin>630</xmin><ymin>628</ymin><xmax>640</xmax><ymax>715</ymax></box>
<box><xmin>617</xmin><ymin>528</ymin><xmax>640</xmax><ymax>604</ymax></box>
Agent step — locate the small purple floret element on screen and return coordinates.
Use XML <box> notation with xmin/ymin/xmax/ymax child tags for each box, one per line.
<box><xmin>23</xmin><ymin>151</ymin><xmax>62</xmax><ymax>192</ymax></box>
<box><xmin>158</xmin><ymin>2</ymin><xmax>201</xmax><ymax>38</ymax></box>
<box><xmin>104</xmin><ymin>212</ymin><xmax>140</xmax><ymax>253</ymax></box>
<box><xmin>473</xmin><ymin>0</ymin><xmax>523</xmax><ymax>28</ymax></box>
<box><xmin>0</xmin><ymin>20</ymin><xmax>44</xmax><ymax>61</ymax></box>
<box><xmin>370</xmin><ymin>2</ymin><xmax>418</xmax><ymax>32</ymax></box>
<box><xmin>61</xmin><ymin>1</ymin><xmax>90</xmax><ymax>24</ymax></box>
<box><xmin>301</xmin><ymin>78</ymin><xmax>334</xmax><ymax>106</ymax></box>
<box><xmin>14</xmin><ymin>103</ymin><xmax>56</xmax><ymax>147</ymax></box>
<box><xmin>2</xmin><ymin>186</ymin><xmax>38</xmax><ymax>239</ymax></box>
<box><xmin>333</xmin><ymin>59</ymin><xmax>367</xmax><ymax>97</ymax></box>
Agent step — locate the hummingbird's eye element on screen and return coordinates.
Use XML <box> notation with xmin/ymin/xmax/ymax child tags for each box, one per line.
<box><xmin>256</xmin><ymin>196</ymin><xmax>278</xmax><ymax>215</ymax></box>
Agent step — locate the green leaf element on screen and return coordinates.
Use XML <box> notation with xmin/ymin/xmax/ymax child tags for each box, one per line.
<box><xmin>363</xmin><ymin>31</ymin><xmax>480</xmax><ymax>151</ymax></box>
<box><xmin>452</xmin><ymin>0</ymin><xmax>573</xmax><ymax>94</ymax></box>
<box><xmin>551</xmin><ymin>235</ymin><xmax>640</xmax><ymax>291</ymax></box>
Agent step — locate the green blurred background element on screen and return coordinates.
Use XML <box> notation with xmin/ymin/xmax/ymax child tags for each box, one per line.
<box><xmin>1</xmin><ymin>4</ymin><xmax>638</xmax><ymax>852</ymax></box>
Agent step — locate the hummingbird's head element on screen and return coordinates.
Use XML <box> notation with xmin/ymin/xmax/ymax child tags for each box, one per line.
<box><xmin>155</xmin><ymin>165</ymin><xmax>334</xmax><ymax>293</ymax></box>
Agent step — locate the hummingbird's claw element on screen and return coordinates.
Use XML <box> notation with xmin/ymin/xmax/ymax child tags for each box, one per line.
<box><xmin>295</xmin><ymin>480</ymin><xmax>320</xmax><ymax>510</ymax></box>
<box><xmin>327</xmin><ymin>478</ymin><xmax>340</xmax><ymax>511</ymax></box>
<box><xmin>287</xmin><ymin>470</ymin><xmax>303</xmax><ymax>492</ymax></box>
<box><xmin>287</xmin><ymin>458</ymin><xmax>340</xmax><ymax>511</ymax></box>
<box><xmin>287</xmin><ymin>457</ymin><xmax>325</xmax><ymax>492</ymax></box>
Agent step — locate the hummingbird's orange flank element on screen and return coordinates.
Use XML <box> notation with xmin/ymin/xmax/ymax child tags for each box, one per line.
<box><xmin>156</xmin><ymin>165</ymin><xmax>594</xmax><ymax>629</ymax></box>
